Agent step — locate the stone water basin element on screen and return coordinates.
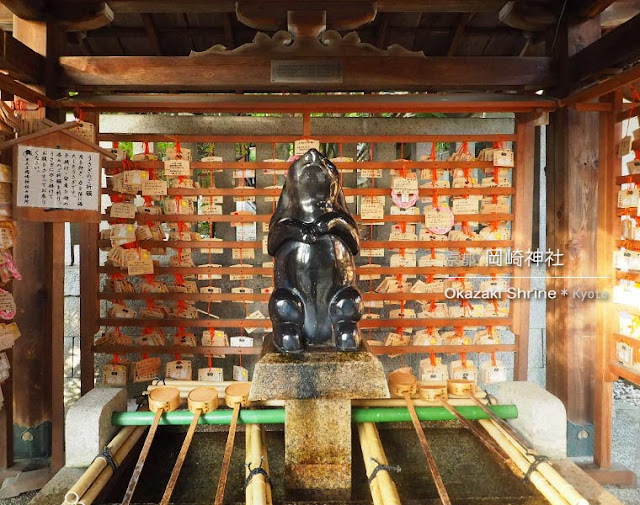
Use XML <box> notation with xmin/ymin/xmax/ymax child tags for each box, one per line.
<box><xmin>102</xmin><ymin>422</ymin><xmax>546</xmax><ymax>505</ymax></box>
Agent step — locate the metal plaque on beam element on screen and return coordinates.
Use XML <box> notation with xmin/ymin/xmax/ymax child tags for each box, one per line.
<box><xmin>271</xmin><ymin>60</ymin><xmax>343</xmax><ymax>83</ymax></box>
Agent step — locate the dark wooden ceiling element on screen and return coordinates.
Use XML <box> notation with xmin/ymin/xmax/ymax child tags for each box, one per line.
<box><xmin>7</xmin><ymin>0</ymin><xmax>627</xmax><ymax>58</ymax></box>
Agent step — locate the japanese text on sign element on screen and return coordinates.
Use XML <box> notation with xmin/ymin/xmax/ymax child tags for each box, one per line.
<box><xmin>17</xmin><ymin>145</ymin><xmax>100</xmax><ymax>211</ymax></box>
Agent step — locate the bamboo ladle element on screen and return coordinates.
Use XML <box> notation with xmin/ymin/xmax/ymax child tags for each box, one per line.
<box><xmin>121</xmin><ymin>386</ymin><xmax>180</xmax><ymax>505</ymax></box>
<box><xmin>388</xmin><ymin>371</ymin><xmax>452</xmax><ymax>505</ymax></box>
<box><xmin>213</xmin><ymin>382</ymin><xmax>252</xmax><ymax>505</ymax></box>
<box><xmin>160</xmin><ymin>387</ymin><xmax>219</xmax><ymax>505</ymax></box>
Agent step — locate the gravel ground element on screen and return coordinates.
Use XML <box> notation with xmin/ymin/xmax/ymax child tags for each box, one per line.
<box><xmin>0</xmin><ymin>490</ymin><xmax>37</xmax><ymax>505</ymax></box>
<box><xmin>614</xmin><ymin>380</ymin><xmax>640</xmax><ymax>407</ymax></box>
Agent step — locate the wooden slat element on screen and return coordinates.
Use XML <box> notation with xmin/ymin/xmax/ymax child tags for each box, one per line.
<box><xmin>610</xmin><ymin>362</ymin><xmax>640</xmax><ymax>385</ymax></box>
<box><xmin>615</xmin><ymin>174</ymin><xmax>640</xmax><ymax>185</ymax></box>
<box><xmin>97</xmin><ymin>239</ymin><xmax>514</xmax><ymax>249</ymax></box>
<box><xmin>104</xmin><ymin>187</ymin><xmax>516</xmax><ymax>198</ymax></box>
<box><xmin>364</xmin><ymin>344</ymin><xmax>517</xmax><ymax>355</ymax></box>
<box><xmin>98</xmin><ymin>265</ymin><xmax>513</xmax><ymax>276</ymax></box>
<box><xmin>104</xmin><ymin>0</ymin><xmax>510</xmax><ymax>14</ymax></box>
<box><xmin>613</xmin><ymin>333</ymin><xmax>640</xmax><ymax>350</ymax></box>
<box><xmin>91</xmin><ymin>343</ymin><xmax>517</xmax><ymax>356</ymax></box>
<box><xmin>100</xmin><ymin>133</ymin><xmax>518</xmax><ymax>143</ymax></box>
<box><xmin>104</xmin><ymin>160</ymin><xmax>497</xmax><ymax>170</ymax></box>
<box><xmin>615</xmin><ymin>239</ymin><xmax>640</xmax><ymax>251</ymax></box>
<box><xmin>98</xmin><ymin>317</ymin><xmax>512</xmax><ymax>328</ymax></box>
<box><xmin>93</xmin><ymin>344</ymin><xmax>263</xmax><ymax>355</ymax></box>
<box><xmin>99</xmin><ymin>214</ymin><xmax>515</xmax><ymax>225</ymax></box>
<box><xmin>58</xmin><ymin>56</ymin><xmax>554</xmax><ymax>93</ymax></box>
<box><xmin>98</xmin><ymin>291</ymin><xmax>508</xmax><ymax>302</ymax></box>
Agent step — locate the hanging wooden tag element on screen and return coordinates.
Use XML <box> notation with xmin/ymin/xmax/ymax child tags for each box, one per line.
<box><xmin>141</xmin><ymin>179</ymin><xmax>168</xmax><ymax>196</ymax></box>
<box><xmin>133</xmin><ymin>357</ymin><xmax>162</xmax><ymax>383</ymax></box>
<box><xmin>294</xmin><ymin>139</ymin><xmax>320</xmax><ymax>156</ymax></box>
<box><xmin>164</xmin><ymin>159</ymin><xmax>191</xmax><ymax>177</ymax></box>
<box><xmin>619</xmin><ymin>136</ymin><xmax>633</xmax><ymax>157</ymax></box>
<box><xmin>110</xmin><ymin>202</ymin><xmax>136</xmax><ymax>219</ymax></box>
<box><xmin>102</xmin><ymin>363</ymin><xmax>127</xmax><ymax>386</ymax></box>
<box><xmin>493</xmin><ymin>149</ymin><xmax>514</xmax><ymax>167</ymax></box>
<box><xmin>233</xmin><ymin>365</ymin><xmax>249</xmax><ymax>381</ymax></box>
<box><xmin>166</xmin><ymin>360</ymin><xmax>192</xmax><ymax>380</ymax></box>
<box><xmin>481</xmin><ymin>360</ymin><xmax>508</xmax><ymax>384</ymax></box>
<box><xmin>198</xmin><ymin>367</ymin><xmax>224</xmax><ymax>382</ymax></box>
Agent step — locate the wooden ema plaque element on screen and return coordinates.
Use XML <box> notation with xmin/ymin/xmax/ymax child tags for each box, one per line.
<box><xmin>13</xmin><ymin>130</ymin><xmax>102</xmax><ymax>223</ymax></box>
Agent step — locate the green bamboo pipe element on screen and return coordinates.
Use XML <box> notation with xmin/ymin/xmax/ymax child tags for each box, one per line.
<box><xmin>112</xmin><ymin>405</ymin><xmax>517</xmax><ymax>426</ymax></box>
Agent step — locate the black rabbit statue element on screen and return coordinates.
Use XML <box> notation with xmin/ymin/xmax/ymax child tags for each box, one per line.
<box><xmin>267</xmin><ymin>149</ymin><xmax>363</xmax><ymax>353</ymax></box>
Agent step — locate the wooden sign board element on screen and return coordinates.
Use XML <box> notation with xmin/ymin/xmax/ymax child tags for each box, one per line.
<box><xmin>13</xmin><ymin>131</ymin><xmax>101</xmax><ymax>222</ymax></box>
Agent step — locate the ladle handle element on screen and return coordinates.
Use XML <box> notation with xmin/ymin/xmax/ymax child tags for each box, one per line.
<box><xmin>121</xmin><ymin>409</ymin><xmax>163</xmax><ymax>505</ymax></box>
<box><xmin>214</xmin><ymin>402</ymin><xmax>241</xmax><ymax>505</ymax></box>
<box><xmin>160</xmin><ymin>409</ymin><xmax>202</xmax><ymax>505</ymax></box>
<box><xmin>439</xmin><ymin>398</ymin><xmax>521</xmax><ymax>477</ymax></box>
<box><xmin>402</xmin><ymin>392</ymin><xmax>452</xmax><ymax>505</ymax></box>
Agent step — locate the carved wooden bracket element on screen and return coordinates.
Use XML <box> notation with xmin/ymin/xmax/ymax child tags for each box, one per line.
<box><xmin>236</xmin><ymin>1</ymin><xmax>377</xmax><ymax>32</ymax></box>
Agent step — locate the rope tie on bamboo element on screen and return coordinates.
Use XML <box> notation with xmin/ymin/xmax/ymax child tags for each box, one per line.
<box><xmin>367</xmin><ymin>457</ymin><xmax>401</xmax><ymax>484</ymax></box>
<box><xmin>522</xmin><ymin>454</ymin><xmax>550</xmax><ymax>484</ymax></box>
<box><xmin>96</xmin><ymin>446</ymin><xmax>119</xmax><ymax>473</ymax></box>
<box><xmin>243</xmin><ymin>456</ymin><xmax>271</xmax><ymax>490</ymax></box>
<box><xmin>153</xmin><ymin>376</ymin><xmax>166</xmax><ymax>385</ymax></box>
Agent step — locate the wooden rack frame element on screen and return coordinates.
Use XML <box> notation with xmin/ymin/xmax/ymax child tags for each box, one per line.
<box><xmin>594</xmin><ymin>89</ymin><xmax>640</xmax><ymax>483</ymax></box>
<box><xmin>79</xmin><ymin>107</ymin><xmax>536</xmax><ymax>395</ymax></box>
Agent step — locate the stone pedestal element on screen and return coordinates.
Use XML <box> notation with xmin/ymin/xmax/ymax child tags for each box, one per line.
<box><xmin>250</xmin><ymin>338</ymin><xmax>389</xmax><ymax>497</ymax></box>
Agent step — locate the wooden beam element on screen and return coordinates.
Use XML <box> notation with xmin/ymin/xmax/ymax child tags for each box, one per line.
<box><xmin>58</xmin><ymin>55</ymin><xmax>554</xmax><ymax>92</ymax></box>
<box><xmin>0</xmin><ymin>29</ymin><xmax>45</xmax><ymax>83</ymax></box>
<box><xmin>63</xmin><ymin>92</ymin><xmax>557</xmax><ymax>113</ymax></box>
<box><xmin>0</xmin><ymin>73</ymin><xmax>57</xmax><ymax>107</ymax></box>
<box><xmin>0</xmin><ymin>0</ymin><xmax>45</xmax><ymax>20</ymax></box>
<box><xmin>222</xmin><ymin>13</ymin><xmax>235</xmax><ymax>49</ymax></box>
<box><xmin>546</xmin><ymin>16</ymin><xmax>602</xmax><ymax>425</ymax></box>
<box><xmin>96</xmin><ymin>0</ymin><xmax>509</xmax><ymax>14</ymax></box>
<box><xmin>447</xmin><ymin>12</ymin><xmax>470</xmax><ymax>56</ymax></box>
<box><xmin>593</xmin><ymin>91</ymin><xmax>620</xmax><ymax>469</ymax></box>
<box><xmin>79</xmin><ymin>110</ymin><xmax>99</xmax><ymax>394</ymax></box>
<box><xmin>576</xmin><ymin>0</ymin><xmax>616</xmax><ymax>19</ymax></box>
<box><xmin>375</xmin><ymin>12</ymin><xmax>390</xmax><ymax>48</ymax></box>
<box><xmin>140</xmin><ymin>13</ymin><xmax>162</xmax><ymax>56</ymax></box>
<box><xmin>562</xmin><ymin>63</ymin><xmax>640</xmax><ymax>105</ymax></box>
<box><xmin>569</xmin><ymin>13</ymin><xmax>640</xmax><ymax>85</ymax></box>
<box><xmin>512</xmin><ymin>116</ymin><xmax>535</xmax><ymax>380</ymax></box>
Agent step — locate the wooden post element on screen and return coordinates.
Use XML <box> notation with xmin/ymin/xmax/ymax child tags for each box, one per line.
<box><xmin>79</xmin><ymin>111</ymin><xmax>99</xmax><ymax>394</ymax></box>
<box><xmin>11</xmin><ymin>15</ymin><xmax>66</xmax><ymax>471</ymax></box>
<box><xmin>512</xmin><ymin>117</ymin><xmax>535</xmax><ymax>380</ymax></box>
<box><xmin>546</xmin><ymin>16</ymin><xmax>601</xmax><ymax>426</ymax></box>
<box><xmin>593</xmin><ymin>91</ymin><xmax>620</xmax><ymax>469</ymax></box>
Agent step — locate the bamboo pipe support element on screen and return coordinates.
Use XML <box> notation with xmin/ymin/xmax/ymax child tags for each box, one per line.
<box><xmin>479</xmin><ymin>420</ymin><xmax>572</xmax><ymax>505</ymax></box>
<box><xmin>489</xmin><ymin>420</ymin><xmax>589</xmax><ymax>505</ymax></box>
<box><xmin>245</xmin><ymin>424</ymin><xmax>271</xmax><ymax>505</ymax></box>
<box><xmin>65</xmin><ymin>426</ymin><xmax>136</xmax><ymax>504</ymax></box>
<box><xmin>77</xmin><ymin>427</ymin><xmax>146</xmax><ymax>505</ymax></box>
<box><xmin>357</xmin><ymin>422</ymin><xmax>402</xmax><ymax>505</ymax></box>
